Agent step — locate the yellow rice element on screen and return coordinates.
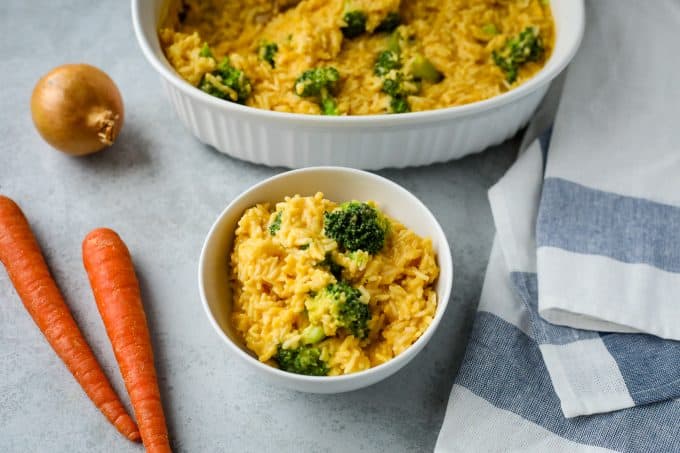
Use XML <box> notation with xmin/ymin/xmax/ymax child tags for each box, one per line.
<box><xmin>159</xmin><ymin>0</ymin><xmax>554</xmax><ymax>115</ymax></box>
<box><xmin>230</xmin><ymin>193</ymin><xmax>439</xmax><ymax>375</ymax></box>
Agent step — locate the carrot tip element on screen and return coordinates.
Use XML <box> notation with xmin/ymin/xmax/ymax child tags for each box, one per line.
<box><xmin>128</xmin><ymin>431</ymin><xmax>142</xmax><ymax>442</ymax></box>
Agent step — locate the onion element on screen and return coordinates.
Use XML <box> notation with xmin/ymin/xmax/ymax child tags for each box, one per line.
<box><xmin>31</xmin><ymin>64</ymin><xmax>124</xmax><ymax>156</ymax></box>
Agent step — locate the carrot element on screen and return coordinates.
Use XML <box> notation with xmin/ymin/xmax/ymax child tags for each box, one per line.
<box><xmin>0</xmin><ymin>196</ymin><xmax>140</xmax><ymax>442</ymax></box>
<box><xmin>82</xmin><ymin>228</ymin><xmax>171</xmax><ymax>453</ymax></box>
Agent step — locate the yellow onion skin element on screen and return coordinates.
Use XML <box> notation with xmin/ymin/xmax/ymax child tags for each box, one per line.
<box><xmin>31</xmin><ymin>64</ymin><xmax>124</xmax><ymax>156</ymax></box>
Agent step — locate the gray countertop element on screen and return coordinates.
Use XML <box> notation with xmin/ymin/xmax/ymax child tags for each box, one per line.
<box><xmin>0</xmin><ymin>1</ymin><xmax>518</xmax><ymax>451</ymax></box>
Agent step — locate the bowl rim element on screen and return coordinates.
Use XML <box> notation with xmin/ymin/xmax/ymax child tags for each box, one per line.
<box><xmin>197</xmin><ymin>166</ymin><xmax>454</xmax><ymax>384</ymax></box>
<box><xmin>132</xmin><ymin>0</ymin><xmax>585</xmax><ymax>126</ymax></box>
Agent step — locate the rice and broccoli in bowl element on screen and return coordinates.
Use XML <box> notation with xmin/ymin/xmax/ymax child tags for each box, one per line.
<box><xmin>159</xmin><ymin>0</ymin><xmax>554</xmax><ymax>116</ymax></box>
<box><xmin>230</xmin><ymin>193</ymin><xmax>439</xmax><ymax>376</ymax></box>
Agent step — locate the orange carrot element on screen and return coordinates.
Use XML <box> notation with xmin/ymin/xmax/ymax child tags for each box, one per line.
<box><xmin>82</xmin><ymin>228</ymin><xmax>171</xmax><ymax>453</ymax></box>
<box><xmin>0</xmin><ymin>196</ymin><xmax>140</xmax><ymax>442</ymax></box>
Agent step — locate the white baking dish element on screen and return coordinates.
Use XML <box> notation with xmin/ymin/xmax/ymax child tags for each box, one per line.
<box><xmin>132</xmin><ymin>0</ymin><xmax>584</xmax><ymax>169</ymax></box>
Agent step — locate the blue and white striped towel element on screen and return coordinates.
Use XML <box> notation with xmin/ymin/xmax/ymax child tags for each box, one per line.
<box><xmin>436</xmin><ymin>1</ymin><xmax>680</xmax><ymax>450</ymax></box>
<box><xmin>534</xmin><ymin>1</ymin><xmax>680</xmax><ymax>341</ymax></box>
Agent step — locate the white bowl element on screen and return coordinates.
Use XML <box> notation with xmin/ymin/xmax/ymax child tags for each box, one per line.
<box><xmin>133</xmin><ymin>0</ymin><xmax>584</xmax><ymax>169</ymax></box>
<box><xmin>197</xmin><ymin>167</ymin><xmax>453</xmax><ymax>393</ymax></box>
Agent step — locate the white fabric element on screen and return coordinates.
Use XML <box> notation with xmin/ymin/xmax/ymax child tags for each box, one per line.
<box><xmin>477</xmin><ymin>241</ymin><xmax>532</xmax><ymax>337</ymax></box>
<box><xmin>540</xmin><ymin>339</ymin><xmax>635</xmax><ymax>417</ymax></box>
<box><xmin>488</xmin><ymin>139</ymin><xmax>543</xmax><ymax>274</ymax></box>
<box><xmin>435</xmin><ymin>385</ymin><xmax>616</xmax><ymax>453</ymax></box>
<box><xmin>544</xmin><ymin>4</ymin><xmax>680</xmax><ymax>207</ymax></box>
<box><xmin>538</xmin><ymin>247</ymin><xmax>680</xmax><ymax>339</ymax></box>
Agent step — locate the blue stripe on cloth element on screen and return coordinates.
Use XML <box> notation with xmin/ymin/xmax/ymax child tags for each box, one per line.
<box><xmin>601</xmin><ymin>333</ymin><xmax>680</xmax><ymax>406</ymax></box>
<box><xmin>536</xmin><ymin>178</ymin><xmax>680</xmax><ymax>273</ymax></box>
<box><xmin>510</xmin><ymin>272</ymin><xmax>599</xmax><ymax>345</ymax></box>
<box><xmin>456</xmin><ymin>311</ymin><xmax>680</xmax><ymax>452</ymax></box>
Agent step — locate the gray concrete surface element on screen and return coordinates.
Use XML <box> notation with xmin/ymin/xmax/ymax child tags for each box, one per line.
<box><xmin>0</xmin><ymin>1</ymin><xmax>518</xmax><ymax>451</ymax></box>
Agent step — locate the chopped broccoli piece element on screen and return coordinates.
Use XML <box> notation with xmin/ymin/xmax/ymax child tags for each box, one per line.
<box><xmin>376</xmin><ymin>57</ymin><xmax>418</xmax><ymax>113</ymax></box>
<box><xmin>274</xmin><ymin>345</ymin><xmax>328</xmax><ymax>376</ymax></box>
<box><xmin>348</xmin><ymin>250</ymin><xmax>369</xmax><ymax>269</ymax></box>
<box><xmin>269</xmin><ymin>211</ymin><xmax>282</xmax><ymax>236</ymax></box>
<box><xmin>199</xmin><ymin>42</ymin><xmax>213</xmax><ymax>58</ymax></box>
<box><xmin>258</xmin><ymin>42</ymin><xmax>278</xmax><ymax>67</ymax></box>
<box><xmin>324</xmin><ymin>201</ymin><xmax>389</xmax><ymax>254</ymax></box>
<box><xmin>294</xmin><ymin>67</ymin><xmax>341</xmax><ymax>115</ymax></box>
<box><xmin>382</xmin><ymin>71</ymin><xmax>419</xmax><ymax>99</ymax></box>
<box><xmin>376</xmin><ymin>12</ymin><xmax>401</xmax><ymax>33</ymax></box>
<box><xmin>338</xmin><ymin>293</ymin><xmax>371</xmax><ymax>340</ymax></box>
<box><xmin>319</xmin><ymin>252</ymin><xmax>343</xmax><ymax>280</ymax></box>
<box><xmin>374</xmin><ymin>34</ymin><xmax>426</xmax><ymax>113</ymax></box>
<box><xmin>320</xmin><ymin>96</ymin><xmax>339</xmax><ymax>116</ymax></box>
<box><xmin>381</xmin><ymin>76</ymin><xmax>401</xmax><ymax>98</ymax></box>
<box><xmin>301</xmin><ymin>325</ymin><xmax>326</xmax><ymax>344</ymax></box>
<box><xmin>199</xmin><ymin>58</ymin><xmax>252</xmax><ymax>103</ymax></box>
<box><xmin>390</xmin><ymin>96</ymin><xmax>410</xmax><ymax>113</ymax></box>
<box><xmin>300</xmin><ymin>243</ymin><xmax>310</xmax><ymax>250</ymax></box>
<box><xmin>341</xmin><ymin>10</ymin><xmax>367</xmax><ymax>38</ymax></box>
<box><xmin>374</xmin><ymin>50</ymin><xmax>401</xmax><ymax>76</ymax></box>
<box><xmin>482</xmin><ymin>23</ymin><xmax>498</xmax><ymax>36</ymax></box>
<box><xmin>306</xmin><ymin>282</ymin><xmax>371</xmax><ymax>339</ymax></box>
<box><xmin>411</xmin><ymin>54</ymin><xmax>443</xmax><ymax>83</ymax></box>
<box><xmin>492</xmin><ymin>26</ymin><xmax>544</xmax><ymax>83</ymax></box>
<box><xmin>387</xmin><ymin>30</ymin><xmax>405</xmax><ymax>54</ymax></box>
<box><xmin>294</xmin><ymin>67</ymin><xmax>340</xmax><ymax>97</ymax></box>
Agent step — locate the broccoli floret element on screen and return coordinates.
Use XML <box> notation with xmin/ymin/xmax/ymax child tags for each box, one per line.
<box><xmin>306</xmin><ymin>282</ymin><xmax>371</xmax><ymax>339</ymax></box>
<box><xmin>348</xmin><ymin>250</ymin><xmax>369</xmax><ymax>269</ymax></box>
<box><xmin>338</xmin><ymin>293</ymin><xmax>371</xmax><ymax>340</ymax></box>
<box><xmin>199</xmin><ymin>58</ymin><xmax>252</xmax><ymax>103</ymax></box>
<box><xmin>390</xmin><ymin>96</ymin><xmax>410</xmax><ymax>113</ymax></box>
<box><xmin>374</xmin><ymin>33</ymin><xmax>427</xmax><ymax>114</ymax></box>
<box><xmin>481</xmin><ymin>23</ymin><xmax>499</xmax><ymax>36</ymax></box>
<box><xmin>374</xmin><ymin>50</ymin><xmax>401</xmax><ymax>76</ymax></box>
<box><xmin>199</xmin><ymin>42</ymin><xmax>213</xmax><ymax>58</ymax></box>
<box><xmin>410</xmin><ymin>54</ymin><xmax>443</xmax><ymax>83</ymax></box>
<box><xmin>258</xmin><ymin>41</ymin><xmax>278</xmax><ymax>67</ymax></box>
<box><xmin>294</xmin><ymin>67</ymin><xmax>341</xmax><ymax>115</ymax></box>
<box><xmin>387</xmin><ymin>30</ymin><xmax>405</xmax><ymax>54</ymax></box>
<box><xmin>274</xmin><ymin>345</ymin><xmax>328</xmax><ymax>376</ymax></box>
<box><xmin>376</xmin><ymin>12</ymin><xmax>401</xmax><ymax>33</ymax></box>
<box><xmin>381</xmin><ymin>72</ymin><xmax>419</xmax><ymax>113</ymax></box>
<box><xmin>381</xmin><ymin>72</ymin><xmax>419</xmax><ymax>98</ymax></box>
<box><xmin>319</xmin><ymin>252</ymin><xmax>343</xmax><ymax>280</ymax></box>
<box><xmin>341</xmin><ymin>11</ymin><xmax>367</xmax><ymax>38</ymax></box>
<box><xmin>294</xmin><ymin>67</ymin><xmax>340</xmax><ymax>97</ymax></box>
<box><xmin>301</xmin><ymin>325</ymin><xmax>326</xmax><ymax>344</ymax></box>
<box><xmin>381</xmin><ymin>69</ymin><xmax>426</xmax><ymax>113</ymax></box>
<box><xmin>324</xmin><ymin>202</ymin><xmax>389</xmax><ymax>254</ymax></box>
<box><xmin>268</xmin><ymin>211</ymin><xmax>282</xmax><ymax>236</ymax></box>
<box><xmin>320</xmin><ymin>96</ymin><xmax>339</xmax><ymax>116</ymax></box>
<box><xmin>492</xmin><ymin>26</ymin><xmax>544</xmax><ymax>83</ymax></box>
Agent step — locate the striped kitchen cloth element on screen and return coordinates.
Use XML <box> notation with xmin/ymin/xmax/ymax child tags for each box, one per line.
<box><xmin>436</xmin><ymin>1</ymin><xmax>680</xmax><ymax>450</ymax></box>
<box><xmin>533</xmin><ymin>0</ymin><xmax>680</xmax><ymax>342</ymax></box>
<box><xmin>435</xmin><ymin>119</ymin><xmax>680</xmax><ymax>453</ymax></box>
